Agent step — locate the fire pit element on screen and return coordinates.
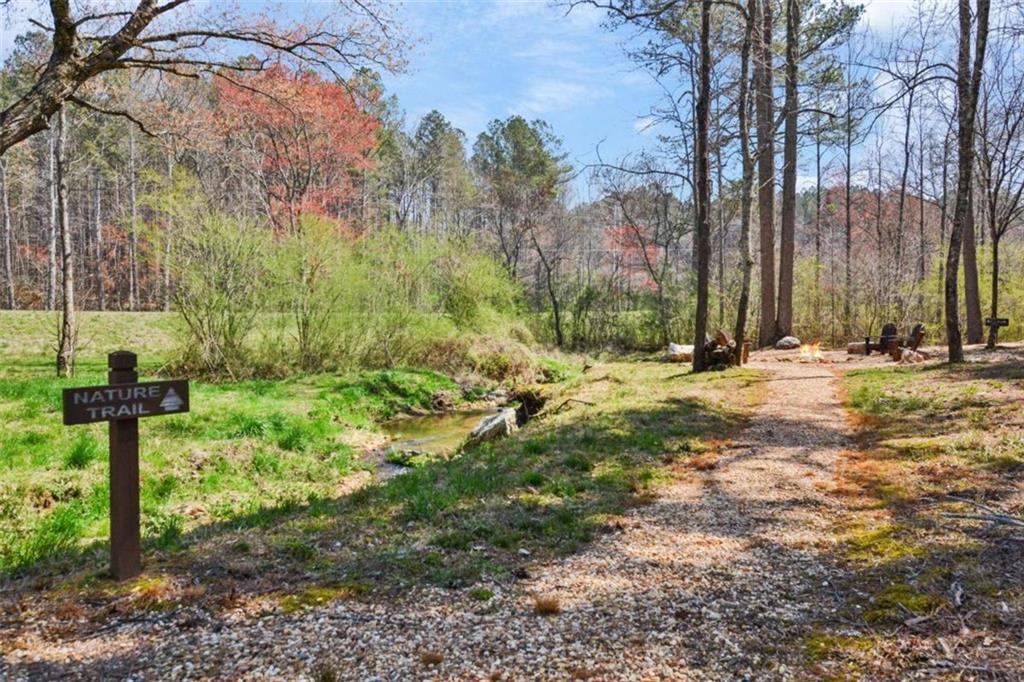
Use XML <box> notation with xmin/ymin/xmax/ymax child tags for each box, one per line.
<box><xmin>798</xmin><ymin>341</ymin><xmax>828</xmax><ymax>363</ymax></box>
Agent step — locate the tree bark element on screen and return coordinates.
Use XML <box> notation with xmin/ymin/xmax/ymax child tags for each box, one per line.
<box><xmin>128</xmin><ymin>124</ymin><xmax>139</xmax><ymax>311</ymax></box>
<box><xmin>734</xmin><ymin>0</ymin><xmax>757</xmax><ymax>353</ymax></box>
<box><xmin>94</xmin><ymin>170</ymin><xmax>105</xmax><ymax>311</ymax></box>
<box><xmin>55</xmin><ymin>107</ymin><xmax>75</xmax><ymax>377</ymax></box>
<box><xmin>755</xmin><ymin>0</ymin><xmax>776</xmax><ymax>348</ymax></box>
<box><xmin>692</xmin><ymin>0</ymin><xmax>712</xmax><ymax>372</ymax></box>
<box><xmin>945</xmin><ymin>0</ymin><xmax>989</xmax><ymax>363</ymax></box>
<box><xmin>963</xmin><ymin>190</ymin><xmax>983</xmax><ymax>343</ymax></box>
<box><xmin>986</xmin><ymin>235</ymin><xmax>999</xmax><ymax>348</ymax></box>
<box><xmin>776</xmin><ymin>0</ymin><xmax>799</xmax><ymax>339</ymax></box>
<box><xmin>0</xmin><ymin>159</ymin><xmax>15</xmax><ymax>309</ymax></box>
<box><xmin>47</xmin><ymin>126</ymin><xmax>57</xmax><ymax>311</ymax></box>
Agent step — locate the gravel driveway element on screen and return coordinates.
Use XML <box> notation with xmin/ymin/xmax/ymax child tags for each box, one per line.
<box><xmin>3</xmin><ymin>360</ymin><xmax>855</xmax><ymax>681</ymax></box>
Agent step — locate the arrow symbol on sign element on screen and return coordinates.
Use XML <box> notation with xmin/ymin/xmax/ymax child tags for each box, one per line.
<box><xmin>160</xmin><ymin>388</ymin><xmax>184</xmax><ymax>412</ymax></box>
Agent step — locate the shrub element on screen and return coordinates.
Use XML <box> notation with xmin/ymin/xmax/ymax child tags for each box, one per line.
<box><xmin>171</xmin><ymin>213</ymin><xmax>270</xmax><ymax>377</ymax></box>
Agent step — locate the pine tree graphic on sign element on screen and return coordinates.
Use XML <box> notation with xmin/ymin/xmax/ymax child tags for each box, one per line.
<box><xmin>160</xmin><ymin>388</ymin><xmax>184</xmax><ymax>412</ymax></box>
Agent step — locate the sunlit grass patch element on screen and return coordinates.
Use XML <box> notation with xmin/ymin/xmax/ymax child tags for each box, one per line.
<box><xmin>844</xmin><ymin>522</ymin><xmax>925</xmax><ymax>564</ymax></box>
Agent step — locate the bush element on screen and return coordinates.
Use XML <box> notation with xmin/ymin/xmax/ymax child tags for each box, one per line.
<box><xmin>167</xmin><ymin>201</ymin><xmax>532</xmax><ymax>378</ymax></box>
<box><xmin>171</xmin><ymin>213</ymin><xmax>270</xmax><ymax>377</ymax></box>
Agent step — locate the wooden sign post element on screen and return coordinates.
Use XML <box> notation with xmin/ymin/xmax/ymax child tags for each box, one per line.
<box><xmin>986</xmin><ymin>318</ymin><xmax>1010</xmax><ymax>346</ymax></box>
<box><xmin>62</xmin><ymin>351</ymin><xmax>189</xmax><ymax>580</ymax></box>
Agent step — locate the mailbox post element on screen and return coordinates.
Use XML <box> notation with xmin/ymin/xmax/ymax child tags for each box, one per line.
<box><xmin>62</xmin><ymin>351</ymin><xmax>190</xmax><ymax>581</ymax></box>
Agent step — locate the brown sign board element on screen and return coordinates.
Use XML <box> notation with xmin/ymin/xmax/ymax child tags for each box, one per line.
<box><xmin>62</xmin><ymin>380</ymin><xmax>189</xmax><ymax>425</ymax></box>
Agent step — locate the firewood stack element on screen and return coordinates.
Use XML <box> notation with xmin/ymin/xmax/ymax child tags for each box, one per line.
<box><xmin>703</xmin><ymin>329</ymin><xmax>746</xmax><ymax>370</ymax></box>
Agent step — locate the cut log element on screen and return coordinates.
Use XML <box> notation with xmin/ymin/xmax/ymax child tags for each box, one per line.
<box><xmin>715</xmin><ymin>329</ymin><xmax>732</xmax><ymax>347</ymax></box>
<box><xmin>847</xmin><ymin>341</ymin><xmax>866</xmax><ymax>354</ymax></box>
<box><xmin>666</xmin><ymin>343</ymin><xmax>694</xmax><ymax>363</ymax></box>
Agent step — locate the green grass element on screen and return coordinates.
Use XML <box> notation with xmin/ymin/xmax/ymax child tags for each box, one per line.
<box><xmin>833</xmin><ymin>359</ymin><xmax>1024</xmax><ymax>657</ymax></box>
<box><xmin>0</xmin><ymin>357</ymin><xmax>481</xmax><ymax>575</ymax></box>
<box><xmin>0</xmin><ymin>311</ymin><xmax>761</xmax><ymax>597</ymax></box>
<box><xmin>0</xmin><ymin>311</ymin><xmax>178</xmax><ymax>367</ymax></box>
<box><xmin>215</xmin><ymin>363</ymin><xmax>763</xmax><ymax>590</ymax></box>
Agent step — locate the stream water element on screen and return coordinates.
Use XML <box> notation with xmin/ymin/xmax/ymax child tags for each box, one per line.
<box><xmin>381</xmin><ymin>409</ymin><xmax>498</xmax><ymax>456</ymax></box>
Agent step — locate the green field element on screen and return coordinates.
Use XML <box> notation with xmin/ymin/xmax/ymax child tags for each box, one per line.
<box><xmin>0</xmin><ymin>311</ymin><xmax>762</xmax><ymax>606</ymax></box>
<box><xmin>0</xmin><ymin>313</ymin><xmax>495</xmax><ymax>573</ymax></box>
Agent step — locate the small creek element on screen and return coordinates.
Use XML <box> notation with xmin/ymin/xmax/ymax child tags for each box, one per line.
<box><xmin>381</xmin><ymin>409</ymin><xmax>499</xmax><ymax>456</ymax></box>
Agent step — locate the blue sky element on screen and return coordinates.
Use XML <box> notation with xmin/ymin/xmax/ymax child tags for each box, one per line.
<box><xmin>384</xmin><ymin>0</ymin><xmax>918</xmax><ymax>198</ymax></box>
<box><xmin>385</xmin><ymin>0</ymin><xmax>664</xmax><ymax>201</ymax></box>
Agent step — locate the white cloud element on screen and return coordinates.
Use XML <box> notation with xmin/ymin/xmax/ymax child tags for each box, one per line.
<box><xmin>516</xmin><ymin>79</ymin><xmax>611</xmax><ymax>114</ymax></box>
<box><xmin>633</xmin><ymin>116</ymin><xmax>658</xmax><ymax>135</ymax></box>
<box><xmin>486</xmin><ymin>0</ymin><xmax>547</xmax><ymax>22</ymax></box>
<box><xmin>512</xmin><ymin>38</ymin><xmax>584</xmax><ymax>60</ymax></box>
<box><xmin>859</xmin><ymin>0</ymin><xmax>949</xmax><ymax>32</ymax></box>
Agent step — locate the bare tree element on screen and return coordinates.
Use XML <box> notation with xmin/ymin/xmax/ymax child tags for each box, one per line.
<box><xmin>0</xmin><ymin>0</ymin><xmax>403</xmax><ymax>155</ymax></box>
<box><xmin>945</xmin><ymin>0</ymin><xmax>990</xmax><ymax>362</ymax></box>
<box><xmin>976</xmin><ymin>39</ymin><xmax>1024</xmax><ymax>348</ymax></box>
<box><xmin>754</xmin><ymin>0</ymin><xmax>777</xmax><ymax>347</ymax></box>
<box><xmin>776</xmin><ymin>0</ymin><xmax>800</xmax><ymax>339</ymax></box>
<box><xmin>0</xmin><ymin>157</ymin><xmax>14</xmax><ymax>308</ymax></box>
<box><xmin>55</xmin><ymin>106</ymin><xmax>75</xmax><ymax>376</ymax></box>
<box><xmin>733</xmin><ymin>0</ymin><xmax>757</xmax><ymax>352</ymax></box>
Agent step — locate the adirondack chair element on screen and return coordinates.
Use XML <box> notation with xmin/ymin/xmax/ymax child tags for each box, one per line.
<box><xmin>865</xmin><ymin>322</ymin><xmax>899</xmax><ymax>356</ymax></box>
<box><xmin>864</xmin><ymin>322</ymin><xmax>926</xmax><ymax>357</ymax></box>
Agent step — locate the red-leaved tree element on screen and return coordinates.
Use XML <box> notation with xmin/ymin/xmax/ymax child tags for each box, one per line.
<box><xmin>215</xmin><ymin>64</ymin><xmax>380</xmax><ymax>231</ymax></box>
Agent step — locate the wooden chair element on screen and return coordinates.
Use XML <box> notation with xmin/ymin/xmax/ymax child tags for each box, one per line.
<box><xmin>865</xmin><ymin>322</ymin><xmax>899</xmax><ymax>356</ymax></box>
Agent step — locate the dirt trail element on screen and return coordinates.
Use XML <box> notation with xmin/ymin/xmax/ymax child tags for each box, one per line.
<box><xmin>4</xmin><ymin>361</ymin><xmax>855</xmax><ymax>681</ymax></box>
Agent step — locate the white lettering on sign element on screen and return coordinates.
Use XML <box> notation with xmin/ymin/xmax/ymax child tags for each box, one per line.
<box><xmin>73</xmin><ymin>385</ymin><xmax>161</xmax><ymax>405</ymax></box>
<box><xmin>86</xmin><ymin>403</ymin><xmax>152</xmax><ymax>420</ymax></box>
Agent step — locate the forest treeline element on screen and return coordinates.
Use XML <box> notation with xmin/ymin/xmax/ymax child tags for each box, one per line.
<box><xmin>0</xmin><ymin>0</ymin><xmax>1021</xmax><ymax>376</ymax></box>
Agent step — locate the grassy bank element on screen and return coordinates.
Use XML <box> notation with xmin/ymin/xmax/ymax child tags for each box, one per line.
<box><xmin>0</xmin><ymin>362</ymin><xmax>480</xmax><ymax>574</ymax></box>
<box><xmin>1</xmin><ymin>352</ymin><xmax>763</xmax><ymax>630</ymax></box>
<box><xmin>810</xmin><ymin>358</ymin><xmax>1024</xmax><ymax>676</ymax></box>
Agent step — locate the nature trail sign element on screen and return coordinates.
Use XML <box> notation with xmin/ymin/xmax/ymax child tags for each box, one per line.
<box><xmin>62</xmin><ymin>351</ymin><xmax>190</xmax><ymax>580</ymax></box>
<box><xmin>63</xmin><ymin>380</ymin><xmax>189</xmax><ymax>425</ymax></box>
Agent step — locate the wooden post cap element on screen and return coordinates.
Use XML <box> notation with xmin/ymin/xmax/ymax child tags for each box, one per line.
<box><xmin>108</xmin><ymin>351</ymin><xmax>137</xmax><ymax>370</ymax></box>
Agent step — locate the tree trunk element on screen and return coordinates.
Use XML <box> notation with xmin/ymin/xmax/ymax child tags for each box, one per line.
<box><xmin>734</xmin><ymin>0</ymin><xmax>757</xmax><ymax>352</ymax></box>
<box><xmin>47</xmin><ymin>126</ymin><xmax>57</xmax><ymax>311</ymax></box>
<box><xmin>776</xmin><ymin>0</ymin><xmax>799</xmax><ymax>339</ymax></box>
<box><xmin>945</xmin><ymin>0</ymin><xmax>990</xmax><ymax>363</ymax></box>
<box><xmin>128</xmin><ymin>125</ymin><xmax>139</xmax><ymax>311</ymax></box>
<box><xmin>716</xmin><ymin>99</ymin><xmax>726</xmax><ymax>330</ymax></box>
<box><xmin>895</xmin><ymin>89</ymin><xmax>916</xmax><ymax>288</ymax></box>
<box><xmin>938</xmin><ymin>137</ymin><xmax>949</xmax><ymax>322</ymax></box>
<box><xmin>844</xmin><ymin>45</ymin><xmax>854</xmax><ymax>336</ymax></box>
<box><xmin>986</xmin><ymin>235</ymin><xmax>999</xmax><ymax>348</ymax></box>
<box><xmin>94</xmin><ymin>170</ymin><xmax>105</xmax><ymax>311</ymax></box>
<box><xmin>163</xmin><ymin>152</ymin><xmax>174</xmax><ymax>311</ymax></box>
<box><xmin>692</xmin><ymin>0</ymin><xmax>712</xmax><ymax>372</ymax></box>
<box><xmin>0</xmin><ymin>159</ymin><xmax>15</xmax><ymax>309</ymax></box>
<box><xmin>755</xmin><ymin>0</ymin><xmax>776</xmax><ymax>348</ymax></box>
<box><xmin>963</xmin><ymin>190</ymin><xmax>983</xmax><ymax>343</ymax></box>
<box><xmin>917</xmin><ymin>121</ymin><xmax>926</xmax><ymax>314</ymax></box>
<box><xmin>55</xmin><ymin>107</ymin><xmax>75</xmax><ymax>377</ymax></box>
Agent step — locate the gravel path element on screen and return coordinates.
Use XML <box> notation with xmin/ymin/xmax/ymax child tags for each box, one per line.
<box><xmin>3</xmin><ymin>361</ymin><xmax>854</xmax><ymax>681</ymax></box>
